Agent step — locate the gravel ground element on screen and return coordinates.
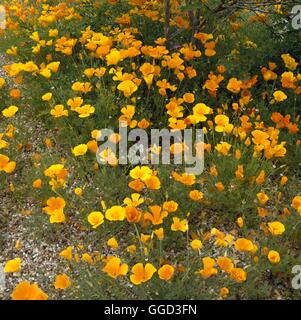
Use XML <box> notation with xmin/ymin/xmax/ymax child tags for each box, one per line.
<box><xmin>0</xmin><ymin>53</ymin><xmax>58</xmax><ymax>299</ymax></box>
<box><xmin>0</xmin><ymin>53</ymin><xmax>110</xmax><ymax>299</ymax></box>
<box><xmin>0</xmin><ymin>53</ymin><xmax>82</xmax><ymax>300</ymax></box>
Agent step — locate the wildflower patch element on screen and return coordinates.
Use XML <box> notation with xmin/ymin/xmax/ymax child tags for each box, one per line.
<box><xmin>0</xmin><ymin>0</ymin><xmax>301</xmax><ymax>301</ymax></box>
